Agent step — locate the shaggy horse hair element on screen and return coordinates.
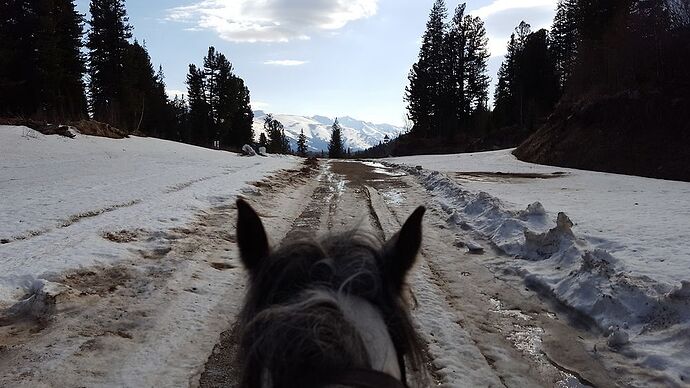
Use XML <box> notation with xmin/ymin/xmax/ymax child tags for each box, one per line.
<box><xmin>234</xmin><ymin>199</ymin><xmax>427</xmax><ymax>388</ymax></box>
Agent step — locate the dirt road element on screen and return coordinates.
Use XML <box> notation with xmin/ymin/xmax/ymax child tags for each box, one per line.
<box><xmin>1</xmin><ymin>159</ymin><xmax>624</xmax><ymax>387</ymax></box>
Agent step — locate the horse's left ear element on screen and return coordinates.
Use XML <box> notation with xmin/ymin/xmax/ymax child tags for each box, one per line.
<box><xmin>236</xmin><ymin>198</ymin><xmax>269</xmax><ymax>272</ymax></box>
<box><xmin>384</xmin><ymin>206</ymin><xmax>425</xmax><ymax>290</ymax></box>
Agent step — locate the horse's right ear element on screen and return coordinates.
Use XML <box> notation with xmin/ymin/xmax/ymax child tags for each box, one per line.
<box><xmin>236</xmin><ymin>198</ymin><xmax>269</xmax><ymax>271</ymax></box>
<box><xmin>384</xmin><ymin>206</ymin><xmax>425</xmax><ymax>291</ymax></box>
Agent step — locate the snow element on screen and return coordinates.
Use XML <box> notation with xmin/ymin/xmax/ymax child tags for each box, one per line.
<box><xmin>387</xmin><ymin>149</ymin><xmax>690</xmax><ymax>385</ymax></box>
<box><xmin>252</xmin><ymin>111</ymin><xmax>403</xmax><ymax>152</ymax></box>
<box><xmin>0</xmin><ymin>125</ymin><xmax>299</xmax><ymax>309</ymax></box>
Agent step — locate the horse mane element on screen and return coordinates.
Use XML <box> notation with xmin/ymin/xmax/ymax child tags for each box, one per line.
<box><xmin>234</xmin><ymin>229</ymin><xmax>425</xmax><ymax>388</ymax></box>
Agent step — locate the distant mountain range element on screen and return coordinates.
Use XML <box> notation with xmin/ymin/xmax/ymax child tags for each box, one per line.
<box><xmin>252</xmin><ymin>111</ymin><xmax>404</xmax><ymax>152</ymax></box>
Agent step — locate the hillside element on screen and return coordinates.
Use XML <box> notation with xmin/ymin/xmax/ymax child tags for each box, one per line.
<box><xmin>252</xmin><ymin>111</ymin><xmax>403</xmax><ymax>152</ymax></box>
<box><xmin>514</xmin><ymin>91</ymin><xmax>690</xmax><ymax>182</ymax></box>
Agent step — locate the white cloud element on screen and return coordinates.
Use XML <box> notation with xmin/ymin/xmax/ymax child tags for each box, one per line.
<box><xmin>469</xmin><ymin>0</ymin><xmax>558</xmax><ymax>58</ymax></box>
<box><xmin>167</xmin><ymin>0</ymin><xmax>378</xmax><ymax>43</ymax></box>
<box><xmin>263</xmin><ymin>60</ymin><xmax>309</xmax><ymax>66</ymax></box>
<box><xmin>470</xmin><ymin>0</ymin><xmax>557</xmax><ymax>20</ymax></box>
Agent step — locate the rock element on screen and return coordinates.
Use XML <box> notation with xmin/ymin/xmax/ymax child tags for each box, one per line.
<box><xmin>466</xmin><ymin>240</ymin><xmax>484</xmax><ymax>253</ymax></box>
<box><xmin>242</xmin><ymin>144</ymin><xmax>257</xmax><ymax>156</ymax></box>
<box><xmin>607</xmin><ymin>326</ymin><xmax>630</xmax><ymax>349</ymax></box>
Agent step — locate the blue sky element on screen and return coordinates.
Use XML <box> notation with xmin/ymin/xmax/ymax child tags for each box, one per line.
<box><xmin>75</xmin><ymin>0</ymin><xmax>557</xmax><ymax>126</ymax></box>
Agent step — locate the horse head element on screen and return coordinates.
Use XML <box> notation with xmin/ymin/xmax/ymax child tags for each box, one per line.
<box><xmin>234</xmin><ymin>198</ymin><xmax>426</xmax><ymax>387</ymax></box>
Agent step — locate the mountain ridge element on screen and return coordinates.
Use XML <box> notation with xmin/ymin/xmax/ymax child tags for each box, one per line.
<box><xmin>252</xmin><ymin>111</ymin><xmax>404</xmax><ymax>152</ymax></box>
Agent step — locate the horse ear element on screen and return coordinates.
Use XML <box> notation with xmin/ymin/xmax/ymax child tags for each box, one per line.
<box><xmin>236</xmin><ymin>198</ymin><xmax>269</xmax><ymax>271</ymax></box>
<box><xmin>384</xmin><ymin>206</ymin><xmax>425</xmax><ymax>290</ymax></box>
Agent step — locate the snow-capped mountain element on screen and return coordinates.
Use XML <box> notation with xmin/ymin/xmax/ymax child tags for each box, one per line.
<box><xmin>252</xmin><ymin>111</ymin><xmax>404</xmax><ymax>152</ymax></box>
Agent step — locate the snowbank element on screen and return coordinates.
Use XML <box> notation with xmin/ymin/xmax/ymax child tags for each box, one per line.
<box><xmin>388</xmin><ymin>150</ymin><xmax>690</xmax><ymax>385</ymax></box>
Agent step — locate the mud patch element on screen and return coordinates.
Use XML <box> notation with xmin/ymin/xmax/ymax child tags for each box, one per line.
<box><xmin>165</xmin><ymin>177</ymin><xmax>215</xmax><ymax>193</ymax></box>
<box><xmin>210</xmin><ymin>262</ymin><xmax>236</xmax><ymax>271</ymax></box>
<box><xmin>102</xmin><ymin>229</ymin><xmax>141</xmax><ymax>243</ymax></box>
<box><xmin>454</xmin><ymin>171</ymin><xmax>567</xmax><ymax>183</ymax></box>
<box><xmin>62</xmin><ymin>266</ymin><xmax>135</xmax><ymax>296</ymax></box>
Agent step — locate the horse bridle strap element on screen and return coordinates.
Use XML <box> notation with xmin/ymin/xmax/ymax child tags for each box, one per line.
<box><xmin>324</xmin><ymin>368</ymin><xmax>406</xmax><ymax>388</ymax></box>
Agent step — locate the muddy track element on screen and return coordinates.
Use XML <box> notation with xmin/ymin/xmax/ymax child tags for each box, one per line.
<box><xmin>198</xmin><ymin>160</ymin><xmax>424</xmax><ymax>387</ymax></box>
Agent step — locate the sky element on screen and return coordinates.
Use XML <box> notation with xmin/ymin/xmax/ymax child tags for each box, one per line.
<box><xmin>75</xmin><ymin>0</ymin><xmax>558</xmax><ymax>126</ymax></box>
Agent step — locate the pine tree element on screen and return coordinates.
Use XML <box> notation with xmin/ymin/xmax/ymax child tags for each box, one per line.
<box><xmin>551</xmin><ymin>0</ymin><xmax>579</xmax><ymax>89</ymax></box>
<box><xmin>405</xmin><ymin>0</ymin><xmax>447</xmax><ymax>137</ymax></box>
<box><xmin>297</xmin><ymin>129</ymin><xmax>308</xmax><ymax>156</ymax></box>
<box><xmin>519</xmin><ymin>29</ymin><xmax>560</xmax><ymax>129</ymax></box>
<box><xmin>463</xmin><ymin>15</ymin><xmax>490</xmax><ymax>115</ymax></box>
<box><xmin>265</xmin><ymin>114</ymin><xmax>286</xmax><ymax>154</ymax></box>
<box><xmin>444</xmin><ymin>3</ymin><xmax>467</xmax><ymax>131</ymax></box>
<box><xmin>87</xmin><ymin>0</ymin><xmax>132</xmax><ymax>127</ymax></box>
<box><xmin>169</xmin><ymin>95</ymin><xmax>189</xmax><ymax>142</ymax></box>
<box><xmin>186</xmin><ymin>64</ymin><xmax>212</xmax><ymax>146</ymax></box>
<box><xmin>0</xmin><ymin>0</ymin><xmax>39</xmax><ymax>117</ymax></box>
<box><xmin>201</xmin><ymin>47</ymin><xmax>254</xmax><ymax>148</ymax></box>
<box><xmin>185</xmin><ymin>47</ymin><xmax>254</xmax><ymax>148</ymax></box>
<box><xmin>494</xmin><ymin>23</ymin><xmax>558</xmax><ymax>130</ymax></box>
<box><xmin>258</xmin><ymin>132</ymin><xmax>268</xmax><ymax>149</ymax></box>
<box><xmin>494</xmin><ymin>34</ymin><xmax>519</xmax><ymax>127</ymax></box>
<box><xmin>121</xmin><ymin>41</ymin><xmax>171</xmax><ymax>136</ymax></box>
<box><xmin>34</xmin><ymin>0</ymin><xmax>88</xmax><ymax>121</ymax></box>
<box><xmin>328</xmin><ymin>118</ymin><xmax>345</xmax><ymax>158</ymax></box>
<box><xmin>281</xmin><ymin>127</ymin><xmax>291</xmax><ymax>154</ymax></box>
<box><xmin>1</xmin><ymin>0</ymin><xmax>87</xmax><ymax>120</ymax></box>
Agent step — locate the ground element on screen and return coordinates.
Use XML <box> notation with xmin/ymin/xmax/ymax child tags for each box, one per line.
<box><xmin>1</xmin><ymin>127</ymin><xmax>687</xmax><ymax>387</ymax></box>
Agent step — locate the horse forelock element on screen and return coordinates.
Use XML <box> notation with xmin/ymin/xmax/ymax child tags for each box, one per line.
<box><xmin>236</xmin><ymin>229</ymin><xmax>424</xmax><ymax>387</ymax></box>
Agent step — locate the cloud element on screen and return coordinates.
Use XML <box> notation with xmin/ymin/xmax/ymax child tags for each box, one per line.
<box><xmin>470</xmin><ymin>1</ymin><xmax>558</xmax><ymax>58</ymax></box>
<box><xmin>167</xmin><ymin>0</ymin><xmax>378</xmax><ymax>43</ymax></box>
<box><xmin>470</xmin><ymin>0</ymin><xmax>557</xmax><ymax>20</ymax></box>
<box><xmin>263</xmin><ymin>60</ymin><xmax>309</xmax><ymax>66</ymax></box>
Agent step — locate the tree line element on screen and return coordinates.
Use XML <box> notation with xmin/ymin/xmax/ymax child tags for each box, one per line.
<box><xmin>0</xmin><ymin>0</ymin><xmax>254</xmax><ymax>150</ymax></box>
<box><xmin>403</xmin><ymin>0</ymin><xmax>690</xmax><ymax>150</ymax></box>
<box><xmin>405</xmin><ymin>1</ymin><xmax>490</xmax><ymax>139</ymax></box>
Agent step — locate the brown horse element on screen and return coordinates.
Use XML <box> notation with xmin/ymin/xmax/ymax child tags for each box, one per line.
<box><xmin>234</xmin><ymin>198</ymin><xmax>426</xmax><ymax>388</ymax></box>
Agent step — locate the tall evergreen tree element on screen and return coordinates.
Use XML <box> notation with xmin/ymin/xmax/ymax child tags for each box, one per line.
<box><xmin>494</xmin><ymin>34</ymin><xmax>518</xmax><ymax>127</ymax></box>
<box><xmin>0</xmin><ymin>0</ymin><xmax>39</xmax><ymax>117</ymax></box>
<box><xmin>169</xmin><ymin>94</ymin><xmax>189</xmax><ymax>143</ymax></box>
<box><xmin>87</xmin><ymin>0</ymin><xmax>132</xmax><ymax>127</ymax></box>
<box><xmin>1</xmin><ymin>0</ymin><xmax>87</xmax><ymax>120</ymax></box>
<box><xmin>328</xmin><ymin>118</ymin><xmax>345</xmax><ymax>158</ymax></box>
<box><xmin>265</xmin><ymin>114</ymin><xmax>287</xmax><ymax>154</ymax></box>
<box><xmin>186</xmin><ymin>64</ymin><xmax>212</xmax><ymax>146</ymax></box>
<box><xmin>186</xmin><ymin>47</ymin><xmax>253</xmax><ymax>148</ymax></box>
<box><xmin>494</xmin><ymin>23</ymin><xmax>558</xmax><ymax>130</ymax></box>
<box><xmin>551</xmin><ymin>0</ymin><xmax>579</xmax><ymax>89</ymax></box>
<box><xmin>405</xmin><ymin>0</ymin><xmax>447</xmax><ymax>137</ymax></box>
<box><xmin>35</xmin><ymin>0</ymin><xmax>88</xmax><ymax>121</ymax></box>
<box><xmin>463</xmin><ymin>15</ymin><xmax>491</xmax><ymax>114</ymax></box>
<box><xmin>121</xmin><ymin>41</ymin><xmax>171</xmax><ymax>136</ymax></box>
<box><xmin>297</xmin><ymin>129</ymin><xmax>308</xmax><ymax>156</ymax></box>
<box><xmin>443</xmin><ymin>4</ymin><xmax>467</xmax><ymax>131</ymax></box>
<box><xmin>258</xmin><ymin>132</ymin><xmax>268</xmax><ymax>149</ymax></box>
